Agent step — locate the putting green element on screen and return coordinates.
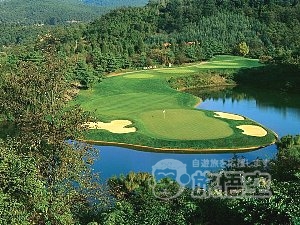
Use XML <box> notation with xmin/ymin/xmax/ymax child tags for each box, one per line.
<box><xmin>140</xmin><ymin>109</ymin><xmax>233</xmax><ymax>140</ymax></box>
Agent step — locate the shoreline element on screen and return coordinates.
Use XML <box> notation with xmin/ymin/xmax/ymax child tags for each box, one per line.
<box><xmin>79</xmin><ymin>138</ymin><xmax>278</xmax><ymax>154</ymax></box>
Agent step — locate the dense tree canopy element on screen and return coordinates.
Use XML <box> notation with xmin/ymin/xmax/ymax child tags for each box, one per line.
<box><xmin>0</xmin><ymin>40</ymin><xmax>107</xmax><ymax>224</ymax></box>
<box><xmin>0</xmin><ymin>0</ymin><xmax>109</xmax><ymax>25</ymax></box>
<box><xmin>83</xmin><ymin>0</ymin><xmax>148</xmax><ymax>7</ymax></box>
<box><xmin>1</xmin><ymin>0</ymin><xmax>299</xmax><ymax>73</ymax></box>
<box><xmin>81</xmin><ymin>0</ymin><xmax>300</xmax><ymax>72</ymax></box>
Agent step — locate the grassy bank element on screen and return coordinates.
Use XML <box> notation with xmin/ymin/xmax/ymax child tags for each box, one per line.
<box><xmin>167</xmin><ymin>55</ymin><xmax>264</xmax><ymax>90</ymax></box>
<box><xmin>74</xmin><ymin>55</ymin><xmax>277</xmax><ymax>152</ymax></box>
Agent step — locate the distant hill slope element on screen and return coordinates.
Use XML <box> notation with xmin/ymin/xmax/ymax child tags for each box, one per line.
<box><xmin>83</xmin><ymin>0</ymin><xmax>148</xmax><ymax>7</ymax></box>
<box><xmin>0</xmin><ymin>0</ymin><xmax>147</xmax><ymax>25</ymax></box>
<box><xmin>0</xmin><ymin>0</ymin><xmax>105</xmax><ymax>24</ymax></box>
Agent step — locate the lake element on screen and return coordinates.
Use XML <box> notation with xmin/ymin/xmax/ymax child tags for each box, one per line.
<box><xmin>93</xmin><ymin>86</ymin><xmax>300</xmax><ymax>183</ymax></box>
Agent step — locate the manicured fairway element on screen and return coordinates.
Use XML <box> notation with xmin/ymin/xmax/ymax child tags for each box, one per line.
<box><xmin>124</xmin><ymin>74</ymin><xmax>155</xmax><ymax>79</ymax></box>
<box><xmin>75</xmin><ymin>55</ymin><xmax>277</xmax><ymax>151</ymax></box>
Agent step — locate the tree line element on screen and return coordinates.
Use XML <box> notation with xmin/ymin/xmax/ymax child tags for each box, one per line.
<box><xmin>83</xmin><ymin>0</ymin><xmax>148</xmax><ymax>7</ymax></box>
<box><xmin>1</xmin><ymin>0</ymin><xmax>299</xmax><ymax>87</ymax></box>
<box><xmin>0</xmin><ymin>0</ymin><xmax>108</xmax><ymax>25</ymax></box>
<box><xmin>81</xmin><ymin>0</ymin><xmax>300</xmax><ymax>78</ymax></box>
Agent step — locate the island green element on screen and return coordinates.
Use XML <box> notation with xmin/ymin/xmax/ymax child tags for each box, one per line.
<box><xmin>74</xmin><ymin>55</ymin><xmax>277</xmax><ymax>152</ymax></box>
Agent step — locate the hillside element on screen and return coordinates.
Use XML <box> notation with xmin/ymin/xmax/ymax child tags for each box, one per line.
<box><xmin>0</xmin><ymin>0</ymin><xmax>149</xmax><ymax>46</ymax></box>
<box><xmin>83</xmin><ymin>0</ymin><xmax>148</xmax><ymax>7</ymax></box>
<box><xmin>1</xmin><ymin>0</ymin><xmax>299</xmax><ymax>72</ymax></box>
<box><xmin>81</xmin><ymin>0</ymin><xmax>299</xmax><ymax>74</ymax></box>
<box><xmin>0</xmin><ymin>0</ymin><xmax>147</xmax><ymax>25</ymax></box>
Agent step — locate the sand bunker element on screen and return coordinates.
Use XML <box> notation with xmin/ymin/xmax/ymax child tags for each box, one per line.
<box><xmin>84</xmin><ymin>120</ymin><xmax>136</xmax><ymax>134</ymax></box>
<box><xmin>214</xmin><ymin>112</ymin><xmax>245</xmax><ymax>120</ymax></box>
<box><xmin>237</xmin><ymin>125</ymin><xmax>267</xmax><ymax>137</ymax></box>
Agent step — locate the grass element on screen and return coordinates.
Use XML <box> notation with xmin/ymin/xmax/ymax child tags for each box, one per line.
<box><xmin>74</xmin><ymin>55</ymin><xmax>277</xmax><ymax>151</ymax></box>
<box><xmin>124</xmin><ymin>74</ymin><xmax>155</xmax><ymax>79</ymax></box>
<box><xmin>140</xmin><ymin>109</ymin><xmax>233</xmax><ymax>140</ymax></box>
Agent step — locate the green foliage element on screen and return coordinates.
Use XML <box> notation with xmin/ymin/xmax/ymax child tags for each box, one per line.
<box><xmin>70</xmin><ymin>60</ymin><xmax>103</xmax><ymax>88</ymax></box>
<box><xmin>81</xmin><ymin>0</ymin><xmax>300</xmax><ymax>72</ymax></box>
<box><xmin>0</xmin><ymin>139</ymin><xmax>49</xmax><ymax>225</ymax></box>
<box><xmin>228</xmin><ymin>181</ymin><xmax>300</xmax><ymax>225</ymax></box>
<box><xmin>271</xmin><ymin>135</ymin><xmax>300</xmax><ymax>181</ymax></box>
<box><xmin>84</xmin><ymin>0</ymin><xmax>148</xmax><ymax>7</ymax></box>
<box><xmin>101</xmin><ymin>200</ymin><xmax>135</xmax><ymax>225</ymax></box>
<box><xmin>0</xmin><ymin>0</ymin><xmax>108</xmax><ymax>25</ymax></box>
<box><xmin>0</xmin><ymin>45</ymin><xmax>107</xmax><ymax>224</ymax></box>
<box><xmin>1</xmin><ymin>0</ymin><xmax>299</xmax><ymax>72</ymax></box>
<box><xmin>100</xmin><ymin>172</ymin><xmax>199</xmax><ymax>225</ymax></box>
<box><xmin>168</xmin><ymin>70</ymin><xmax>235</xmax><ymax>90</ymax></box>
<box><xmin>237</xmin><ymin>42</ymin><xmax>250</xmax><ymax>56</ymax></box>
<box><xmin>228</xmin><ymin>135</ymin><xmax>300</xmax><ymax>225</ymax></box>
<box><xmin>233</xmin><ymin>64</ymin><xmax>300</xmax><ymax>93</ymax></box>
<box><xmin>98</xmin><ymin>149</ymin><xmax>300</xmax><ymax>225</ymax></box>
<box><xmin>214</xmin><ymin>135</ymin><xmax>300</xmax><ymax>225</ymax></box>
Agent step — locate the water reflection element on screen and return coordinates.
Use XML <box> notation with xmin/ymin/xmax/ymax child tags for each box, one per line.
<box><xmin>94</xmin><ymin>145</ymin><xmax>277</xmax><ymax>183</ymax></box>
<box><xmin>190</xmin><ymin>86</ymin><xmax>300</xmax><ymax>136</ymax></box>
<box><xmin>188</xmin><ymin>86</ymin><xmax>300</xmax><ymax>117</ymax></box>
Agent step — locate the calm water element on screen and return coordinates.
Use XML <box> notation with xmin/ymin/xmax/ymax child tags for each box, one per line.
<box><xmin>93</xmin><ymin>86</ymin><xmax>300</xmax><ymax>182</ymax></box>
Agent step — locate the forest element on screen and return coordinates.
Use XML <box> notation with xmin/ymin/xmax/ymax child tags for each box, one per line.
<box><xmin>83</xmin><ymin>0</ymin><xmax>300</xmax><ymax>69</ymax></box>
<box><xmin>0</xmin><ymin>0</ymin><xmax>149</xmax><ymax>25</ymax></box>
<box><xmin>83</xmin><ymin>0</ymin><xmax>148</xmax><ymax>7</ymax></box>
<box><xmin>2</xmin><ymin>0</ymin><xmax>299</xmax><ymax>87</ymax></box>
<box><xmin>0</xmin><ymin>0</ymin><xmax>299</xmax><ymax>224</ymax></box>
<box><xmin>0</xmin><ymin>0</ymin><xmax>109</xmax><ymax>25</ymax></box>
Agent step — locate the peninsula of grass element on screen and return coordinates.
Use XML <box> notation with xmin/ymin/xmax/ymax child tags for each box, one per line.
<box><xmin>74</xmin><ymin>55</ymin><xmax>277</xmax><ymax>152</ymax></box>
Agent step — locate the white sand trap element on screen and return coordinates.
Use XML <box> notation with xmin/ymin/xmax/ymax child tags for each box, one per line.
<box><xmin>237</xmin><ymin>125</ymin><xmax>267</xmax><ymax>137</ymax></box>
<box><xmin>84</xmin><ymin>120</ymin><xmax>136</xmax><ymax>134</ymax></box>
<box><xmin>214</xmin><ymin>112</ymin><xmax>245</xmax><ymax>120</ymax></box>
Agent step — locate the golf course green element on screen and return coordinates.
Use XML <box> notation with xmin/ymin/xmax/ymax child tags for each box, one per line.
<box><xmin>140</xmin><ymin>109</ymin><xmax>233</xmax><ymax>140</ymax></box>
<box><xmin>75</xmin><ymin>55</ymin><xmax>277</xmax><ymax>152</ymax></box>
